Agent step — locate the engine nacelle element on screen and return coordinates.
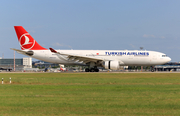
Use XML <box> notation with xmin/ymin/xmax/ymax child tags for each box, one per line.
<box><xmin>103</xmin><ymin>61</ymin><xmax>120</xmax><ymax>70</ymax></box>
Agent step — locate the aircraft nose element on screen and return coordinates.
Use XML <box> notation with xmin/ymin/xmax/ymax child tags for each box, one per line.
<box><xmin>167</xmin><ymin>57</ymin><xmax>171</xmax><ymax>62</ymax></box>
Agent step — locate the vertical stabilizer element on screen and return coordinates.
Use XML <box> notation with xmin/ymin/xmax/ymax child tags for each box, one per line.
<box><xmin>14</xmin><ymin>26</ymin><xmax>47</xmax><ymax>50</ymax></box>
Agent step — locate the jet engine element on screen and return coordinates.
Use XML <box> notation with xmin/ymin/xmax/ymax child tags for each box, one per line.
<box><xmin>103</xmin><ymin>61</ymin><xmax>120</xmax><ymax>70</ymax></box>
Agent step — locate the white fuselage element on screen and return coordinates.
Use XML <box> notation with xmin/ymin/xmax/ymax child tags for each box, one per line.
<box><xmin>23</xmin><ymin>50</ymin><xmax>171</xmax><ymax>66</ymax></box>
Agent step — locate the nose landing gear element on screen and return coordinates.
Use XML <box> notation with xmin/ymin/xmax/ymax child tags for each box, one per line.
<box><xmin>150</xmin><ymin>66</ymin><xmax>155</xmax><ymax>72</ymax></box>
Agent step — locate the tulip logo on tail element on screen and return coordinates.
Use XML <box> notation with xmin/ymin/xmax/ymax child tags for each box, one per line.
<box><xmin>19</xmin><ymin>33</ymin><xmax>35</xmax><ymax>50</ymax></box>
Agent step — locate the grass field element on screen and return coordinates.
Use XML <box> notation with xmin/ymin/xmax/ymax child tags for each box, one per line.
<box><xmin>0</xmin><ymin>72</ymin><xmax>180</xmax><ymax>116</ymax></box>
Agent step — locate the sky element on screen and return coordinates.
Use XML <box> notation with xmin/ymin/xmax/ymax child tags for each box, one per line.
<box><xmin>0</xmin><ymin>0</ymin><xmax>180</xmax><ymax>62</ymax></box>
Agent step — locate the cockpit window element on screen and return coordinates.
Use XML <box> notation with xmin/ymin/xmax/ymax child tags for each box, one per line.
<box><xmin>162</xmin><ymin>55</ymin><xmax>167</xmax><ymax>57</ymax></box>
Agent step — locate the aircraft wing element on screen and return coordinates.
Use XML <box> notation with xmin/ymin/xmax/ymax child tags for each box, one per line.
<box><xmin>49</xmin><ymin>48</ymin><xmax>104</xmax><ymax>63</ymax></box>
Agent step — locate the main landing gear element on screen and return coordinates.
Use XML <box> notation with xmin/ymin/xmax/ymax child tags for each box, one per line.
<box><xmin>85</xmin><ymin>67</ymin><xmax>99</xmax><ymax>72</ymax></box>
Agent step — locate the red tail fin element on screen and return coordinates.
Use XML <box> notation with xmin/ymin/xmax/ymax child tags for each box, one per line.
<box><xmin>14</xmin><ymin>26</ymin><xmax>47</xmax><ymax>50</ymax></box>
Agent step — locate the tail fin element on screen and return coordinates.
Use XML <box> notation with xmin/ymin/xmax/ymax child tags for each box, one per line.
<box><xmin>14</xmin><ymin>26</ymin><xmax>47</xmax><ymax>50</ymax></box>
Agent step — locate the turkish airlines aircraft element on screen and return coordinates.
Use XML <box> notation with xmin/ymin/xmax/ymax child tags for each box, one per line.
<box><xmin>11</xmin><ymin>26</ymin><xmax>171</xmax><ymax>72</ymax></box>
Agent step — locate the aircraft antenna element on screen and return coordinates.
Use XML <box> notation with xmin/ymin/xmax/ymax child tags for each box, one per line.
<box><xmin>140</xmin><ymin>47</ymin><xmax>143</xmax><ymax>51</ymax></box>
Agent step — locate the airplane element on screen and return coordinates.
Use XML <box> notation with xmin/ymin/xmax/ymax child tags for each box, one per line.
<box><xmin>11</xmin><ymin>26</ymin><xmax>171</xmax><ymax>72</ymax></box>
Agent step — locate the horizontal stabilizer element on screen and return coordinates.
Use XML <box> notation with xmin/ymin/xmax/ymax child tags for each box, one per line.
<box><xmin>10</xmin><ymin>48</ymin><xmax>34</xmax><ymax>56</ymax></box>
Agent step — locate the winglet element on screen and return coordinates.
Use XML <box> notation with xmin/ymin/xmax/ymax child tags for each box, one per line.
<box><xmin>49</xmin><ymin>48</ymin><xmax>58</xmax><ymax>53</ymax></box>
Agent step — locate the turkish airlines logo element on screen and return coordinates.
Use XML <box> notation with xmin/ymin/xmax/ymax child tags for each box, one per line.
<box><xmin>19</xmin><ymin>33</ymin><xmax>35</xmax><ymax>50</ymax></box>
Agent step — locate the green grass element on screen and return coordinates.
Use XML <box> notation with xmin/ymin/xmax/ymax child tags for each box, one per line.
<box><xmin>0</xmin><ymin>73</ymin><xmax>180</xmax><ymax>115</ymax></box>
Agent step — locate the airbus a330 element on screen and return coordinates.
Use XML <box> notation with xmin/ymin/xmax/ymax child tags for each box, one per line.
<box><xmin>11</xmin><ymin>26</ymin><xmax>171</xmax><ymax>72</ymax></box>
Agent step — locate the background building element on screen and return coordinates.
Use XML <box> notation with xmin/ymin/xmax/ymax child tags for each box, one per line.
<box><xmin>23</xmin><ymin>57</ymin><xmax>32</xmax><ymax>68</ymax></box>
<box><xmin>0</xmin><ymin>57</ymin><xmax>32</xmax><ymax>70</ymax></box>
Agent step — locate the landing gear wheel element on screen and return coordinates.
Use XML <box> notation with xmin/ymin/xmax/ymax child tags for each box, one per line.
<box><xmin>85</xmin><ymin>68</ymin><xmax>90</xmax><ymax>72</ymax></box>
<box><xmin>90</xmin><ymin>68</ymin><xmax>95</xmax><ymax>72</ymax></box>
<box><xmin>150</xmin><ymin>66</ymin><xmax>155</xmax><ymax>72</ymax></box>
<box><xmin>95</xmin><ymin>68</ymin><xmax>99</xmax><ymax>72</ymax></box>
